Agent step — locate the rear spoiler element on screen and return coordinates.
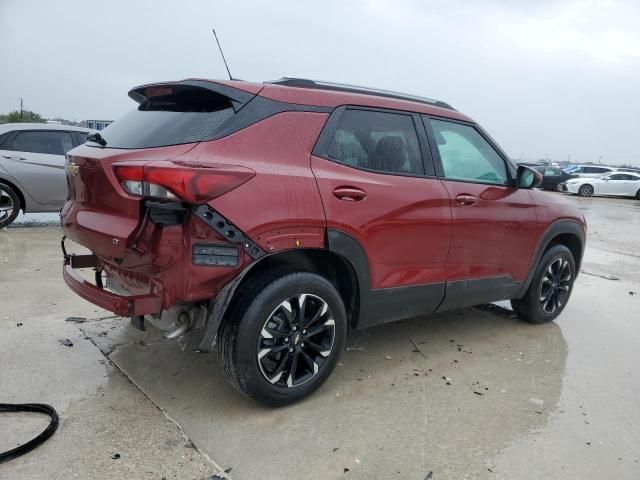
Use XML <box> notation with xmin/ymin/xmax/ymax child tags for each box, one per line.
<box><xmin>128</xmin><ymin>79</ymin><xmax>257</xmax><ymax>113</ymax></box>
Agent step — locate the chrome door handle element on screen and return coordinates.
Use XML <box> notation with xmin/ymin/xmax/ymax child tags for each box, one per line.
<box><xmin>455</xmin><ymin>194</ymin><xmax>478</xmax><ymax>205</ymax></box>
<box><xmin>333</xmin><ymin>186</ymin><xmax>367</xmax><ymax>202</ymax></box>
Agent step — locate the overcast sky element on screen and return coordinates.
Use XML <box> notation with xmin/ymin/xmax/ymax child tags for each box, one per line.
<box><xmin>1</xmin><ymin>0</ymin><xmax>639</xmax><ymax>165</ymax></box>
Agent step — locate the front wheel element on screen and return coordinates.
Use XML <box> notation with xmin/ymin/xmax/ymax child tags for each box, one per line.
<box><xmin>578</xmin><ymin>184</ymin><xmax>594</xmax><ymax>197</ymax></box>
<box><xmin>0</xmin><ymin>183</ymin><xmax>20</xmax><ymax>228</ymax></box>
<box><xmin>511</xmin><ymin>244</ymin><xmax>576</xmax><ymax>324</ymax></box>
<box><xmin>217</xmin><ymin>270</ymin><xmax>347</xmax><ymax>406</ymax></box>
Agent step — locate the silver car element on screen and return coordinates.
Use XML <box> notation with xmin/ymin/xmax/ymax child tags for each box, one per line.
<box><xmin>0</xmin><ymin>123</ymin><xmax>92</xmax><ymax>227</ymax></box>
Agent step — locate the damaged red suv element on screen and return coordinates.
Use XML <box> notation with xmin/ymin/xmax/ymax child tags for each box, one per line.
<box><xmin>62</xmin><ymin>78</ymin><xmax>586</xmax><ymax>405</ymax></box>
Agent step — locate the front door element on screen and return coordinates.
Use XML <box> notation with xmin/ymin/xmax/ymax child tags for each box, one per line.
<box><xmin>424</xmin><ymin>117</ymin><xmax>538</xmax><ymax>310</ymax></box>
<box><xmin>0</xmin><ymin>130</ymin><xmax>74</xmax><ymax>205</ymax></box>
<box><xmin>311</xmin><ymin>107</ymin><xmax>452</xmax><ymax>328</ymax></box>
<box><xmin>597</xmin><ymin>173</ymin><xmax>638</xmax><ymax>196</ymax></box>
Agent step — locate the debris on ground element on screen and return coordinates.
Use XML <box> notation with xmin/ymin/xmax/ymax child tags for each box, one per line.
<box><xmin>425</xmin><ymin>472</ymin><xmax>433</xmax><ymax>479</ymax></box>
<box><xmin>409</xmin><ymin>337</ymin><xmax>428</xmax><ymax>358</ymax></box>
<box><xmin>58</xmin><ymin>338</ymin><xmax>74</xmax><ymax>347</ymax></box>
<box><xmin>346</xmin><ymin>347</ymin><xmax>365</xmax><ymax>352</ymax></box>
<box><xmin>224</xmin><ymin>467</ymin><xmax>233</xmax><ymax>473</ymax></box>
<box><xmin>111</xmin><ymin>453</ymin><xmax>120</xmax><ymax>459</ymax></box>
<box><xmin>16</xmin><ymin>322</ymin><xmax>23</xmax><ymax>327</ymax></box>
<box><xmin>333</xmin><ymin>447</ymin><xmax>340</xmax><ymax>452</ymax></box>
<box><xmin>65</xmin><ymin>316</ymin><xmax>87</xmax><ymax>323</ymax></box>
<box><xmin>385</xmin><ymin>355</ymin><xmax>392</xmax><ymax>360</ymax></box>
<box><xmin>582</xmin><ymin>271</ymin><xmax>620</xmax><ymax>281</ymax></box>
<box><xmin>473</xmin><ymin>391</ymin><xmax>484</xmax><ymax>396</ymax></box>
<box><xmin>630</xmin><ymin>291</ymin><xmax>636</xmax><ymax>296</ymax></box>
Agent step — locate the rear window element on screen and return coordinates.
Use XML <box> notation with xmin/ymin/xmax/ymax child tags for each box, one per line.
<box><xmin>97</xmin><ymin>87</ymin><xmax>236</xmax><ymax>149</ymax></box>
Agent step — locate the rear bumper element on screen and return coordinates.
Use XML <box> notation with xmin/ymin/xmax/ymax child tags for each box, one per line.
<box><xmin>62</xmin><ymin>252</ymin><xmax>162</xmax><ymax>317</ymax></box>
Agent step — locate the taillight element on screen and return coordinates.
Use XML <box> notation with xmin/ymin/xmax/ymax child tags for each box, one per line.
<box><xmin>113</xmin><ymin>161</ymin><xmax>255</xmax><ymax>203</ymax></box>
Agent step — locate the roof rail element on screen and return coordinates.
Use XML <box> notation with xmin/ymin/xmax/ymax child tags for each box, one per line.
<box><xmin>267</xmin><ymin>77</ymin><xmax>454</xmax><ymax>110</ymax></box>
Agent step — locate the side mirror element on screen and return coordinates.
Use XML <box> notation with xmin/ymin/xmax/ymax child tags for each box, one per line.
<box><xmin>516</xmin><ymin>165</ymin><xmax>543</xmax><ymax>189</ymax></box>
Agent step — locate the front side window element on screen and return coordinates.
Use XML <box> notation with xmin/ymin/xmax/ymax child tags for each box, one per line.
<box><xmin>327</xmin><ymin>109</ymin><xmax>424</xmax><ymax>175</ymax></box>
<box><xmin>76</xmin><ymin>132</ymin><xmax>89</xmax><ymax>144</ymax></box>
<box><xmin>429</xmin><ymin>119</ymin><xmax>508</xmax><ymax>185</ymax></box>
<box><xmin>5</xmin><ymin>131</ymin><xmax>74</xmax><ymax>155</ymax></box>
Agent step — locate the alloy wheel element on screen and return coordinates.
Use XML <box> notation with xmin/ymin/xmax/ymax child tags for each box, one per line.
<box><xmin>539</xmin><ymin>257</ymin><xmax>572</xmax><ymax>314</ymax></box>
<box><xmin>0</xmin><ymin>188</ymin><xmax>15</xmax><ymax>222</ymax></box>
<box><xmin>578</xmin><ymin>185</ymin><xmax>593</xmax><ymax>197</ymax></box>
<box><xmin>257</xmin><ymin>293</ymin><xmax>335</xmax><ymax>388</ymax></box>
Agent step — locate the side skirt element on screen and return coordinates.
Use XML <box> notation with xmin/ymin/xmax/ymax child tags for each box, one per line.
<box><xmin>436</xmin><ymin>276</ymin><xmax>522</xmax><ymax>313</ymax></box>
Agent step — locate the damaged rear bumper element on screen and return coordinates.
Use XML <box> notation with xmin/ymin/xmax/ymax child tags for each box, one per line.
<box><xmin>62</xmin><ymin>237</ymin><xmax>162</xmax><ymax>317</ymax></box>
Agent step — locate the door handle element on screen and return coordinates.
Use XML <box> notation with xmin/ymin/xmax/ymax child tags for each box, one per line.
<box><xmin>455</xmin><ymin>194</ymin><xmax>478</xmax><ymax>206</ymax></box>
<box><xmin>333</xmin><ymin>186</ymin><xmax>367</xmax><ymax>202</ymax></box>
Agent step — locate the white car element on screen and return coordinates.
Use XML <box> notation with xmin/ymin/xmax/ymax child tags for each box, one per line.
<box><xmin>562</xmin><ymin>165</ymin><xmax>616</xmax><ymax>178</ymax></box>
<box><xmin>563</xmin><ymin>172</ymin><xmax>640</xmax><ymax>198</ymax></box>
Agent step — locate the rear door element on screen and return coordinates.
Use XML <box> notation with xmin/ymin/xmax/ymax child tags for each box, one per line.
<box><xmin>0</xmin><ymin>129</ymin><xmax>74</xmax><ymax>205</ymax></box>
<box><xmin>423</xmin><ymin>117</ymin><xmax>538</xmax><ymax>309</ymax></box>
<box><xmin>311</xmin><ymin>107</ymin><xmax>451</xmax><ymax>328</ymax></box>
<box><xmin>598</xmin><ymin>173</ymin><xmax>640</xmax><ymax>196</ymax></box>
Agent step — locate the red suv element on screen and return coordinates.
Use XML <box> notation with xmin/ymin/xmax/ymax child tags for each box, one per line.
<box><xmin>61</xmin><ymin>78</ymin><xmax>586</xmax><ymax>405</ymax></box>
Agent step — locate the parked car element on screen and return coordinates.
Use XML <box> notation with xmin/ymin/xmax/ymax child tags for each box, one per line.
<box><xmin>616</xmin><ymin>167</ymin><xmax>640</xmax><ymax>174</ymax></box>
<box><xmin>563</xmin><ymin>171</ymin><xmax>640</xmax><ymax>198</ymax></box>
<box><xmin>0</xmin><ymin>123</ymin><xmax>92</xmax><ymax>227</ymax></box>
<box><xmin>61</xmin><ymin>78</ymin><xmax>586</xmax><ymax>405</ymax></box>
<box><xmin>532</xmin><ymin>166</ymin><xmax>577</xmax><ymax>191</ymax></box>
<box><xmin>561</xmin><ymin>165</ymin><xmax>616</xmax><ymax>178</ymax></box>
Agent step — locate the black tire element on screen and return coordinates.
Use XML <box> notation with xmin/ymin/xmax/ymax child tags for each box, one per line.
<box><xmin>217</xmin><ymin>269</ymin><xmax>347</xmax><ymax>406</ymax></box>
<box><xmin>635</xmin><ymin>189</ymin><xmax>640</xmax><ymax>200</ymax></box>
<box><xmin>0</xmin><ymin>183</ymin><xmax>20</xmax><ymax>228</ymax></box>
<box><xmin>578</xmin><ymin>184</ymin><xmax>594</xmax><ymax>197</ymax></box>
<box><xmin>511</xmin><ymin>244</ymin><xmax>576</xmax><ymax>324</ymax></box>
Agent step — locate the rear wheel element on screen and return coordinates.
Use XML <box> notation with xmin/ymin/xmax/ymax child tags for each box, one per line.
<box><xmin>511</xmin><ymin>244</ymin><xmax>576</xmax><ymax>324</ymax></box>
<box><xmin>578</xmin><ymin>184</ymin><xmax>594</xmax><ymax>197</ymax></box>
<box><xmin>0</xmin><ymin>183</ymin><xmax>20</xmax><ymax>228</ymax></box>
<box><xmin>217</xmin><ymin>270</ymin><xmax>347</xmax><ymax>406</ymax></box>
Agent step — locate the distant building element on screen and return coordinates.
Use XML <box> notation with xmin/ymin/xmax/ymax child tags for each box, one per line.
<box><xmin>84</xmin><ymin>120</ymin><xmax>113</xmax><ymax>131</ymax></box>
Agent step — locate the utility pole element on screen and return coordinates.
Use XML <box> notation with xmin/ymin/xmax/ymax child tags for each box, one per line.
<box><xmin>598</xmin><ymin>155</ymin><xmax>602</xmax><ymax>165</ymax></box>
<box><xmin>20</xmin><ymin>98</ymin><xmax>23</xmax><ymax>120</ymax></box>
<box><xmin>545</xmin><ymin>153</ymin><xmax>550</xmax><ymax>166</ymax></box>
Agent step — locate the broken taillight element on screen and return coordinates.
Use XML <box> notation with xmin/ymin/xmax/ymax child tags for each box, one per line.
<box><xmin>113</xmin><ymin>161</ymin><xmax>255</xmax><ymax>204</ymax></box>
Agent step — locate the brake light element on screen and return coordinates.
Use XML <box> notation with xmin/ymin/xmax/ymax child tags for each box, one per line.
<box><xmin>113</xmin><ymin>161</ymin><xmax>255</xmax><ymax>203</ymax></box>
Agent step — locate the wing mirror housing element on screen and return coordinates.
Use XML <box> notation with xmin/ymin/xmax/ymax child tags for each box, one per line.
<box><xmin>516</xmin><ymin>165</ymin><xmax>543</xmax><ymax>189</ymax></box>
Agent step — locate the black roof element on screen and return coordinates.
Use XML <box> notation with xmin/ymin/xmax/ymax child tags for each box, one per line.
<box><xmin>267</xmin><ymin>77</ymin><xmax>454</xmax><ymax>110</ymax></box>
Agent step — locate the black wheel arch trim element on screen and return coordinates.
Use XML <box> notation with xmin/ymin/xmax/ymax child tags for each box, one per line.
<box><xmin>515</xmin><ymin>219</ymin><xmax>585</xmax><ymax>299</ymax></box>
<box><xmin>326</xmin><ymin>229</ymin><xmax>444</xmax><ymax>329</ymax></box>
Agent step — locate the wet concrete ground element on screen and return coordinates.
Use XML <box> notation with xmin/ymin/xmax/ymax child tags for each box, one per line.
<box><xmin>1</xmin><ymin>194</ymin><xmax>639</xmax><ymax>479</ymax></box>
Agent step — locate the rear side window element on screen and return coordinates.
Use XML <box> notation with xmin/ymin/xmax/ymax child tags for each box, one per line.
<box><xmin>429</xmin><ymin>119</ymin><xmax>508</xmax><ymax>185</ymax></box>
<box><xmin>98</xmin><ymin>88</ymin><xmax>236</xmax><ymax>149</ymax></box>
<box><xmin>326</xmin><ymin>109</ymin><xmax>424</xmax><ymax>175</ymax></box>
<box><xmin>4</xmin><ymin>130</ymin><xmax>74</xmax><ymax>155</ymax></box>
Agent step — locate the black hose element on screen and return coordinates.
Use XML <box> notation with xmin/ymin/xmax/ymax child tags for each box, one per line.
<box><xmin>0</xmin><ymin>403</ymin><xmax>59</xmax><ymax>464</ymax></box>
